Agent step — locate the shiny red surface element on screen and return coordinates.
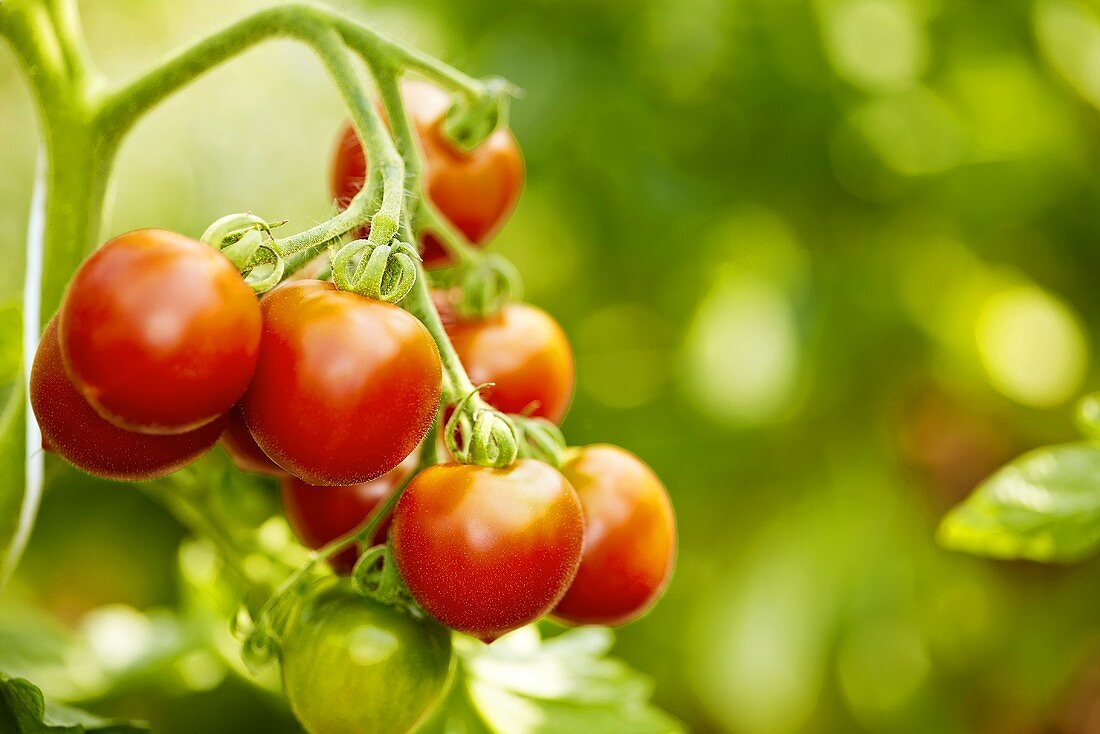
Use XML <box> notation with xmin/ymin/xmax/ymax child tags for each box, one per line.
<box><xmin>242</xmin><ymin>280</ymin><xmax>441</xmax><ymax>485</ymax></box>
<box><xmin>392</xmin><ymin>460</ymin><xmax>583</xmax><ymax>641</ymax></box>
<box><xmin>31</xmin><ymin>317</ymin><xmax>224</xmax><ymax>481</ymax></box>
<box><xmin>58</xmin><ymin>229</ymin><xmax>260</xmax><ymax>434</ymax></box>
<box><xmin>553</xmin><ymin>445</ymin><xmax>676</xmax><ymax>626</ymax></box>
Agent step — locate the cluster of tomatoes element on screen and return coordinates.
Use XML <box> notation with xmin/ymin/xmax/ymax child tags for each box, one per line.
<box><xmin>30</xmin><ymin>79</ymin><xmax>676</xmax><ymax>729</ymax></box>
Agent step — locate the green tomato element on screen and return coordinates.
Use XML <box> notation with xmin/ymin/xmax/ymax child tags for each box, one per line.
<box><xmin>280</xmin><ymin>579</ymin><xmax>453</xmax><ymax>734</ymax></box>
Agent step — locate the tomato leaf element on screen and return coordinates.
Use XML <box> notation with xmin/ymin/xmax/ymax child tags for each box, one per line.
<box><xmin>428</xmin><ymin>626</ymin><xmax>684</xmax><ymax>734</ymax></box>
<box><xmin>0</xmin><ymin>673</ymin><xmax>149</xmax><ymax>732</ymax></box>
<box><xmin>938</xmin><ymin>442</ymin><xmax>1100</xmax><ymax>562</ymax></box>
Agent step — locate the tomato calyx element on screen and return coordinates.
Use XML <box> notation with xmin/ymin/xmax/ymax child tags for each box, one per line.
<box><xmin>441</xmin><ymin>77</ymin><xmax>519</xmax><ymax>152</ymax></box>
<box><xmin>201</xmin><ymin>212</ymin><xmax>287</xmax><ymax>293</ymax></box>
<box><xmin>452</xmin><ymin>252</ymin><xmax>523</xmax><ymax>319</ymax></box>
<box><xmin>444</xmin><ymin>386</ymin><xmax>518</xmax><ymax>468</ymax></box>
<box><xmin>331</xmin><ymin>237</ymin><xmax>420</xmax><ymax>303</ymax></box>
<box><xmin>351</xmin><ymin>542</ymin><xmax>414</xmax><ymax>608</ymax></box>
<box><xmin>512</xmin><ymin>415</ymin><xmax>569</xmax><ymax>468</ymax></box>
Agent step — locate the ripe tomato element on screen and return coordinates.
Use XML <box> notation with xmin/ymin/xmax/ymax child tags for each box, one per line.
<box><xmin>30</xmin><ymin>317</ymin><xmax>225</xmax><ymax>481</ymax></box>
<box><xmin>281</xmin><ymin>578</ymin><xmax>452</xmax><ymax>734</ymax></box>
<box><xmin>58</xmin><ymin>229</ymin><xmax>260</xmax><ymax>434</ymax></box>
<box><xmin>444</xmin><ymin>302</ymin><xmax>574</xmax><ymax>423</ymax></box>
<box><xmin>219</xmin><ymin>406</ymin><xmax>284</xmax><ymax>477</ymax></box>
<box><xmin>331</xmin><ymin>80</ymin><xmax>524</xmax><ymax>268</ymax></box>
<box><xmin>553</xmin><ymin>445</ymin><xmax>676</xmax><ymax>626</ymax></box>
<box><xmin>242</xmin><ymin>280</ymin><xmax>441</xmax><ymax>485</ymax></box>
<box><xmin>391</xmin><ymin>459</ymin><xmax>583</xmax><ymax>641</ymax></box>
<box><xmin>280</xmin><ymin>455</ymin><xmax>413</xmax><ymax>574</ymax></box>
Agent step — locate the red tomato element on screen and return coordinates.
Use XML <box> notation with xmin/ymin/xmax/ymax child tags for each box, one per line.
<box><xmin>280</xmin><ymin>455</ymin><xmax>413</xmax><ymax>574</ymax></box>
<box><xmin>30</xmin><ymin>317</ymin><xmax>225</xmax><ymax>481</ymax></box>
<box><xmin>391</xmin><ymin>460</ymin><xmax>583</xmax><ymax>641</ymax></box>
<box><xmin>58</xmin><ymin>229</ymin><xmax>260</xmax><ymax>434</ymax></box>
<box><xmin>331</xmin><ymin>80</ymin><xmax>524</xmax><ymax>268</ymax></box>
<box><xmin>219</xmin><ymin>406</ymin><xmax>284</xmax><ymax>477</ymax></box>
<box><xmin>553</xmin><ymin>445</ymin><xmax>676</xmax><ymax>626</ymax></box>
<box><xmin>445</xmin><ymin>302</ymin><xmax>574</xmax><ymax>423</ymax></box>
<box><xmin>242</xmin><ymin>280</ymin><xmax>441</xmax><ymax>485</ymax></box>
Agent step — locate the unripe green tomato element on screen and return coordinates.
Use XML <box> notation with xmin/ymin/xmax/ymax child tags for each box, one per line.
<box><xmin>280</xmin><ymin>579</ymin><xmax>453</xmax><ymax>734</ymax></box>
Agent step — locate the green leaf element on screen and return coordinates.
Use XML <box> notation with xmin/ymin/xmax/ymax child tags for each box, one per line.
<box><xmin>0</xmin><ymin>674</ymin><xmax>150</xmax><ymax>732</ymax></box>
<box><xmin>431</xmin><ymin>626</ymin><xmax>684</xmax><ymax>734</ymax></box>
<box><xmin>938</xmin><ymin>442</ymin><xmax>1100</xmax><ymax>562</ymax></box>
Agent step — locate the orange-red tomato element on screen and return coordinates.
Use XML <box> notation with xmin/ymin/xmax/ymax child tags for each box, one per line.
<box><xmin>219</xmin><ymin>406</ymin><xmax>284</xmax><ymax>477</ymax></box>
<box><xmin>391</xmin><ymin>460</ymin><xmax>583</xmax><ymax>641</ymax></box>
<box><xmin>554</xmin><ymin>445</ymin><xmax>676</xmax><ymax>626</ymax></box>
<box><xmin>331</xmin><ymin>80</ymin><xmax>524</xmax><ymax>268</ymax></box>
<box><xmin>30</xmin><ymin>317</ymin><xmax>225</xmax><ymax>481</ymax></box>
<box><xmin>242</xmin><ymin>280</ymin><xmax>441</xmax><ymax>485</ymax></box>
<box><xmin>445</xmin><ymin>303</ymin><xmax>575</xmax><ymax>423</ymax></box>
<box><xmin>58</xmin><ymin>229</ymin><xmax>260</xmax><ymax>434</ymax></box>
<box><xmin>280</xmin><ymin>457</ymin><xmax>412</xmax><ymax>574</ymax></box>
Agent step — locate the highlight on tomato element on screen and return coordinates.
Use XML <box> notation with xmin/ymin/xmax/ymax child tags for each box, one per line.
<box><xmin>553</xmin><ymin>444</ymin><xmax>676</xmax><ymax>626</ymax></box>
<box><xmin>30</xmin><ymin>317</ymin><xmax>225</xmax><ymax>481</ymax></box>
<box><xmin>58</xmin><ymin>229</ymin><xmax>261</xmax><ymax>435</ymax></box>
<box><xmin>242</xmin><ymin>280</ymin><xmax>441</xmax><ymax>486</ymax></box>
<box><xmin>444</xmin><ymin>300</ymin><xmax>575</xmax><ymax>423</ymax></box>
<box><xmin>280</xmin><ymin>578</ymin><xmax>453</xmax><ymax>734</ymax></box>
<box><xmin>280</xmin><ymin>455</ymin><xmax>414</xmax><ymax>574</ymax></box>
<box><xmin>391</xmin><ymin>459</ymin><xmax>584</xmax><ymax>641</ymax></box>
<box><xmin>331</xmin><ymin>79</ymin><xmax>524</xmax><ymax>268</ymax></box>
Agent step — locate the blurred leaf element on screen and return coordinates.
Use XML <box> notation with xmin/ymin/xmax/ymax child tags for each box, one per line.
<box><xmin>938</xmin><ymin>443</ymin><xmax>1100</xmax><ymax>562</ymax></box>
<box><xmin>0</xmin><ymin>301</ymin><xmax>25</xmax><ymax>588</ymax></box>
<box><xmin>434</xmin><ymin>626</ymin><xmax>684</xmax><ymax>734</ymax></box>
<box><xmin>1034</xmin><ymin>0</ymin><xmax>1100</xmax><ymax>112</ymax></box>
<box><xmin>0</xmin><ymin>673</ymin><xmax>149</xmax><ymax>732</ymax></box>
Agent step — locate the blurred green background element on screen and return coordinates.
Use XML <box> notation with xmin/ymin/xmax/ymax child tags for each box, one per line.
<box><xmin>7</xmin><ymin>0</ymin><xmax>1100</xmax><ymax>731</ymax></box>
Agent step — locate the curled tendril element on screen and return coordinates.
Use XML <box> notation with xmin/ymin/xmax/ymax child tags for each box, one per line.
<box><xmin>457</xmin><ymin>253</ymin><xmax>523</xmax><ymax>319</ymax></box>
<box><xmin>351</xmin><ymin>544</ymin><xmax>387</xmax><ymax>598</ymax></box>
<box><xmin>445</xmin><ymin>386</ymin><xmax>518</xmax><ymax>468</ymax></box>
<box><xmin>513</xmin><ymin>415</ymin><xmax>568</xmax><ymax>468</ymax></box>
<box><xmin>331</xmin><ymin>238</ymin><xmax>420</xmax><ymax>303</ymax></box>
<box><xmin>200</xmin><ymin>212</ymin><xmax>286</xmax><ymax>294</ymax></box>
<box><xmin>241</xmin><ymin>626</ymin><xmax>279</xmax><ymax>673</ymax></box>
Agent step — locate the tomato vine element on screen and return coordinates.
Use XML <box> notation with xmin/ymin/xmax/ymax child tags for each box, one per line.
<box><xmin>0</xmin><ymin>2</ymin><xmax>681</xmax><ymax>731</ymax></box>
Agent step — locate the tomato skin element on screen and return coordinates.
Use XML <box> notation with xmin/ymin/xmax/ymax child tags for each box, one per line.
<box><xmin>30</xmin><ymin>317</ymin><xmax>225</xmax><ymax>481</ymax></box>
<box><xmin>242</xmin><ymin>280</ymin><xmax>441</xmax><ymax>486</ymax></box>
<box><xmin>445</xmin><ymin>302</ymin><xmax>575</xmax><ymax>423</ymax></box>
<box><xmin>331</xmin><ymin>80</ymin><xmax>524</xmax><ymax>268</ymax></box>
<box><xmin>280</xmin><ymin>456</ymin><xmax>412</xmax><ymax>574</ymax></box>
<box><xmin>219</xmin><ymin>406</ymin><xmax>284</xmax><ymax>477</ymax></box>
<box><xmin>392</xmin><ymin>460</ymin><xmax>584</xmax><ymax>641</ymax></box>
<box><xmin>553</xmin><ymin>445</ymin><xmax>676</xmax><ymax>626</ymax></box>
<box><xmin>281</xmin><ymin>578</ymin><xmax>452</xmax><ymax>734</ymax></box>
<box><xmin>58</xmin><ymin>229</ymin><xmax>261</xmax><ymax>434</ymax></box>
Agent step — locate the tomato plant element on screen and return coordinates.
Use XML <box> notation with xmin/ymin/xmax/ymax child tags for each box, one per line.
<box><xmin>331</xmin><ymin>80</ymin><xmax>524</xmax><ymax>268</ymax></box>
<box><xmin>553</xmin><ymin>445</ymin><xmax>677</xmax><ymax>626</ymax></box>
<box><xmin>30</xmin><ymin>318</ymin><xmax>226</xmax><ymax>481</ymax></box>
<box><xmin>280</xmin><ymin>578</ymin><xmax>453</xmax><ymax>734</ymax></box>
<box><xmin>1</xmin><ymin>2</ymin><xmax>680</xmax><ymax>731</ymax></box>
<box><xmin>391</xmin><ymin>460</ymin><xmax>584</xmax><ymax>641</ymax></box>
<box><xmin>58</xmin><ymin>229</ymin><xmax>261</xmax><ymax>434</ymax></box>
<box><xmin>242</xmin><ymin>280</ymin><xmax>441</xmax><ymax>486</ymax></box>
